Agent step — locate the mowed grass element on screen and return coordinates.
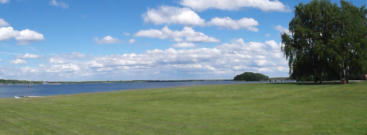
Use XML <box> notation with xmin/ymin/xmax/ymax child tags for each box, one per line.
<box><xmin>0</xmin><ymin>82</ymin><xmax>367</xmax><ymax>135</ymax></box>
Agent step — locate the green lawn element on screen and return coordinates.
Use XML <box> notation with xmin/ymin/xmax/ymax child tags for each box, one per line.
<box><xmin>0</xmin><ymin>82</ymin><xmax>366</xmax><ymax>135</ymax></box>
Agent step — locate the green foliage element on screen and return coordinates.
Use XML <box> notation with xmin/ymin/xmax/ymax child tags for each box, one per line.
<box><xmin>282</xmin><ymin>0</ymin><xmax>367</xmax><ymax>83</ymax></box>
<box><xmin>234</xmin><ymin>72</ymin><xmax>269</xmax><ymax>81</ymax></box>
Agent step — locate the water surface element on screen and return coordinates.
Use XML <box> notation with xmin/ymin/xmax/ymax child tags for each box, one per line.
<box><xmin>0</xmin><ymin>81</ymin><xmax>264</xmax><ymax>98</ymax></box>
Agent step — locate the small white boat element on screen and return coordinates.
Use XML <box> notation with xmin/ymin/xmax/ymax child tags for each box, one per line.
<box><xmin>14</xmin><ymin>96</ymin><xmax>24</xmax><ymax>99</ymax></box>
<box><xmin>14</xmin><ymin>96</ymin><xmax>42</xmax><ymax>99</ymax></box>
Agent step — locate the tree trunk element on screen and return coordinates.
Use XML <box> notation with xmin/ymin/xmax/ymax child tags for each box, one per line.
<box><xmin>341</xmin><ymin>67</ymin><xmax>346</xmax><ymax>84</ymax></box>
<box><xmin>313</xmin><ymin>66</ymin><xmax>320</xmax><ymax>84</ymax></box>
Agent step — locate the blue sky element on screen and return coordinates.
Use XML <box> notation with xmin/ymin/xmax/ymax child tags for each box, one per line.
<box><xmin>0</xmin><ymin>0</ymin><xmax>363</xmax><ymax>81</ymax></box>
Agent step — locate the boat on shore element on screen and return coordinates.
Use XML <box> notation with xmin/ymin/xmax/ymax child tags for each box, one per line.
<box><xmin>14</xmin><ymin>96</ymin><xmax>42</xmax><ymax>99</ymax></box>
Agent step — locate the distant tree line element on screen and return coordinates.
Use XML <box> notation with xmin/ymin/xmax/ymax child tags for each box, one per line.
<box><xmin>234</xmin><ymin>72</ymin><xmax>269</xmax><ymax>81</ymax></box>
<box><xmin>0</xmin><ymin>79</ymin><xmax>42</xmax><ymax>84</ymax></box>
<box><xmin>282</xmin><ymin>0</ymin><xmax>367</xmax><ymax>83</ymax></box>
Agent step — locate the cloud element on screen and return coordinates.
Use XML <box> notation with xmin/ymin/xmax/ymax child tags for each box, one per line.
<box><xmin>123</xmin><ymin>32</ymin><xmax>131</xmax><ymax>36</ymax></box>
<box><xmin>0</xmin><ymin>0</ymin><xmax>9</xmax><ymax>4</ymax></box>
<box><xmin>180</xmin><ymin>0</ymin><xmax>289</xmax><ymax>12</ymax></box>
<box><xmin>86</xmin><ymin>39</ymin><xmax>287</xmax><ymax>78</ymax></box>
<box><xmin>0</xmin><ymin>19</ymin><xmax>44</xmax><ymax>44</ymax></box>
<box><xmin>0</xmin><ymin>18</ymin><xmax>9</xmax><ymax>27</ymax></box>
<box><xmin>1</xmin><ymin>39</ymin><xmax>288</xmax><ymax>81</ymax></box>
<box><xmin>46</xmin><ymin>63</ymin><xmax>80</xmax><ymax>73</ymax></box>
<box><xmin>207</xmin><ymin>17</ymin><xmax>259</xmax><ymax>31</ymax></box>
<box><xmin>129</xmin><ymin>39</ymin><xmax>135</xmax><ymax>44</ymax></box>
<box><xmin>15</xmin><ymin>29</ymin><xmax>45</xmax><ymax>44</ymax></box>
<box><xmin>265</xmin><ymin>40</ymin><xmax>280</xmax><ymax>49</ymax></box>
<box><xmin>71</xmin><ymin>52</ymin><xmax>86</xmax><ymax>58</ymax></box>
<box><xmin>49</xmin><ymin>52</ymin><xmax>86</xmax><ymax>64</ymax></box>
<box><xmin>135</xmin><ymin>26</ymin><xmax>219</xmax><ymax>43</ymax></box>
<box><xmin>49</xmin><ymin>57</ymin><xmax>66</xmax><ymax>64</ymax></box>
<box><xmin>95</xmin><ymin>35</ymin><xmax>119</xmax><ymax>44</ymax></box>
<box><xmin>11</xmin><ymin>59</ymin><xmax>26</xmax><ymax>64</ymax></box>
<box><xmin>0</xmin><ymin>27</ymin><xmax>17</xmax><ymax>41</ymax></box>
<box><xmin>143</xmin><ymin>6</ymin><xmax>205</xmax><ymax>26</ymax></box>
<box><xmin>141</xmin><ymin>7</ymin><xmax>260</xmax><ymax>32</ymax></box>
<box><xmin>275</xmin><ymin>25</ymin><xmax>290</xmax><ymax>35</ymax></box>
<box><xmin>0</xmin><ymin>27</ymin><xmax>44</xmax><ymax>44</ymax></box>
<box><xmin>50</xmin><ymin>0</ymin><xmax>69</xmax><ymax>8</ymax></box>
<box><xmin>172</xmin><ymin>42</ymin><xmax>196</xmax><ymax>48</ymax></box>
<box><xmin>21</xmin><ymin>53</ymin><xmax>40</xmax><ymax>59</ymax></box>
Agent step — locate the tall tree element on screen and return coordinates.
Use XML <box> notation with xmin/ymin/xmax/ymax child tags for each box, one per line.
<box><xmin>282</xmin><ymin>0</ymin><xmax>340</xmax><ymax>83</ymax></box>
<box><xmin>334</xmin><ymin>0</ymin><xmax>367</xmax><ymax>83</ymax></box>
<box><xmin>281</xmin><ymin>0</ymin><xmax>367</xmax><ymax>83</ymax></box>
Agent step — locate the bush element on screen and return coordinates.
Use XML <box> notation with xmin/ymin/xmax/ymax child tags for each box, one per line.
<box><xmin>234</xmin><ymin>72</ymin><xmax>269</xmax><ymax>81</ymax></box>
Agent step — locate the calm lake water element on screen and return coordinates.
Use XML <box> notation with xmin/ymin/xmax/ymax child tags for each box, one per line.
<box><xmin>0</xmin><ymin>81</ymin><xmax>264</xmax><ymax>98</ymax></box>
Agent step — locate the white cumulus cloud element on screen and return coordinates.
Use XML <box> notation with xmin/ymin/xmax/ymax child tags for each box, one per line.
<box><xmin>0</xmin><ymin>27</ymin><xmax>44</xmax><ymax>44</ymax></box>
<box><xmin>135</xmin><ymin>26</ymin><xmax>219</xmax><ymax>43</ymax></box>
<box><xmin>15</xmin><ymin>29</ymin><xmax>45</xmax><ymax>44</ymax></box>
<box><xmin>123</xmin><ymin>32</ymin><xmax>131</xmax><ymax>36</ymax></box>
<box><xmin>0</xmin><ymin>39</ymin><xmax>288</xmax><ymax>81</ymax></box>
<box><xmin>11</xmin><ymin>59</ymin><xmax>27</xmax><ymax>64</ymax></box>
<box><xmin>208</xmin><ymin>17</ymin><xmax>259</xmax><ymax>31</ymax></box>
<box><xmin>172</xmin><ymin>42</ymin><xmax>196</xmax><ymax>48</ymax></box>
<box><xmin>50</xmin><ymin>0</ymin><xmax>69</xmax><ymax>8</ymax></box>
<box><xmin>275</xmin><ymin>25</ymin><xmax>290</xmax><ymax>35</ymax></box>
<box><xmin>22</xmin><ymin>53</ymin><xmax>40</xmax><ymax>59</ymax></box>
<box><xmin>129</xmin><ymin>38</ymin><xmax>135</xmax><ymax>44</ymax></box>
<box><xmin>46</xmin><ymin>63</ymin><xmax>80</xmax><ymax>73</ymax></box>
<box><xmin>141</xmin><ymin>7</ymin><xmax>260</xmax><ymax>31</ymax></box>
<box><xmin>0</xmin><ymin>0</ymin><xmax>9</xmax><ymax>4</ymax></box>
<box><xmin>143</xmin><ymin>6</ymin><xmax>205</xmax><ymax>26</ymax></box>
<box><xmin>0</xmin><ymin>27</ymin><xmax>17</xmax><ymax>41</ymax></box>
<box><xmin>180</xmin><ymin>0</ymin><xmax>289</xmax><ymax>12</ymax></box>
<box><xmin>83</xmin><ymin>39</ymin><xmax>287</xmax><ymax>78</ymax></box>
<box><xmin>0</xmin><ymin>18</ymin><xmax>9</xmax><ymax>27</ymax></box>
<box><xmin>95</xmin><ymin>35</ymin><xmax>119</xmax><ymax>44</ymax></box>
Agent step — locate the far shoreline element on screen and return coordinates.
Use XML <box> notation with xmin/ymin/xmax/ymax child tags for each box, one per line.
<box><xmin>0</xmin><ymin>79</ymin><xmax>278</xmax><ymax>85</ymax></box>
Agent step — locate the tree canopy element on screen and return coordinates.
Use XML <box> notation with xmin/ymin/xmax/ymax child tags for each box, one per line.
<box><xmin>282</xmin><ymin>0</ymin><xmax>367</xmax><ymax>83</ymax></box>
<box><xmin>234</xmin><ymin>72</ymin><xmax>269</xmax><ymax>81</ymax></box>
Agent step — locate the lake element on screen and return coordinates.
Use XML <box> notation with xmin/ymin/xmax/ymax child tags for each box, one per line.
<box><xmin>0</xmin><ymin>81</ymin><xmax>265</xmax><ymax>98</ymax></box>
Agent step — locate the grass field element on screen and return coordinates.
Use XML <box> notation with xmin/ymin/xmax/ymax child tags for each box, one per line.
<box><xmin>0</xmin><ymin>82</ymin><xmax>366</xmax><ymax>135</ymax></box>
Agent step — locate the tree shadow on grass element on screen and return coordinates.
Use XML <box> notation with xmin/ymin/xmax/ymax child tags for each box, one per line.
<box><xmin>269</xmin><ymin>81</ymin><xmax>364</xmax><ymax>85</ymax></box>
